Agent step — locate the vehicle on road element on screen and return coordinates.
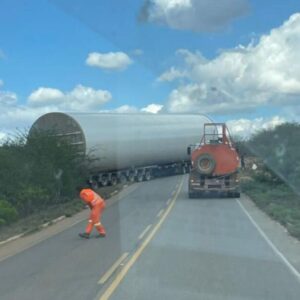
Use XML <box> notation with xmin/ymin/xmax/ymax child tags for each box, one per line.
<box><xmin>29</xmin><ymin>112</ymin><xmax>211</xmax><ymax>187</ymax></box>
<box><xmin>187</xmin><ymin>123</ymin><xmax>240</xmax><ymax>198</ymax></box>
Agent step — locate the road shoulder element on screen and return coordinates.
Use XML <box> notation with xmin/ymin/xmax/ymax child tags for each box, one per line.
<box><xmin>0</xmin><ymin>183</ymin><xmax>140</xmax><ymax>262</ymax></box>
<box><xmin>240</xmin><ymin>193</ymin><xmax>300</xmax><ymax>274</ymax></box>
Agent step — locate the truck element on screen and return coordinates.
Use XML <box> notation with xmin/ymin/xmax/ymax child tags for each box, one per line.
<box><xmin>29</xmin><ymin>112</ymin><xmax>211</xmax><ymax>187</ymax></box>
<box><xmin>187</xmin><ymin>123</ymin><xmax>240</xmax><ymax>198</ymax></box>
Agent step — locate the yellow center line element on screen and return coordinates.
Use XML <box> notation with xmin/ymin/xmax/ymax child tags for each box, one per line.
<box><xmin>98</xmin><ymin>253</ymin><xmax>129</xmax><ymax>285</ymax></box>
<box><xmin>156</xmin><ymin>209</ymin><xmax>164</xmax><ymax>218</ymax></box>
<box><xmin>138</xmin><ymin>224</ymin><xmax>152</xmax><ymax>240</ymax></box>
<box><xmin>98</xmin><ymin>177</ymin><xmax>184</xmax><ymax>300</ymax></box>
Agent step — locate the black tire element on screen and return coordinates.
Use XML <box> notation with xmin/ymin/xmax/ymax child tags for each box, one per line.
<box><xmin>195</xmin><ymin>153</ymin><xmax>216</xmax><ymax>175</ymax></box>
<box><xmin>119</xmin><ymin>174</ymin><xmax>127</xmax><ymax>184</ymax></box>
<box><xmin>110</xmin><ymin>175</ymin><xmax>118</xmax><ymax>186</ymax></box>
<box><xmin>100</xmin><ymin>176</ymin><xmax>108</xmax><ymax>187</ymax></box>
<box><xmin>136</xmin><ymin>172</ymin><xmax>144</xmax><ymax>182</ymax></box>
<box><xmin>128</xmin><ymin>173</ymin><xmax>135</xmax><ymax>183</ymax></box>
<box><xmin>145</xmin><ymin>171</ymin><xmax>151</xmax><ymax>181</ymax></box>
<box><xmin>90</xmin><ymin>181</ymin><xmax>99</xmax><ymax>189</ymax></box>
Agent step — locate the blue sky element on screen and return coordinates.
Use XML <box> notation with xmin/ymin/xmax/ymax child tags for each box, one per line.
<box><xmin>1</xmin><ymin>0</ymin><xmax>300</xmax><ymax>137</ymax></box>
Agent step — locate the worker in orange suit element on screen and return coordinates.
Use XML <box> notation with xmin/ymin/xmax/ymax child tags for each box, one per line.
<box><xmin>78</xmin><ymin>188</ymin><xmax>106</xmax><ymax>239</ymax></box>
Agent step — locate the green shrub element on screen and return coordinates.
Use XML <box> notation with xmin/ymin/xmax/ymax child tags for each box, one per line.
<box><xmin>15</xmin><ymin>185</ymin><xmax>50</xmax><ymax>215</ymax></box>
<box><xmin>0</xmin><ymin>129</ymin><xmax>90</xmax><ymax>220</ymax></box>
<box><xmin>0</xmin><ymin>200</ymin><xmax>18</xmax><ymax>224</ymax></box>
<box><xmin>287</xmin><ymin>222</ymin><xmax>300</xmax><ymax>240</ymax></box>
<box><xmin>0</xmin><ymin>218</ymin><xmax>6</xmax><ymax>227</ymax></box>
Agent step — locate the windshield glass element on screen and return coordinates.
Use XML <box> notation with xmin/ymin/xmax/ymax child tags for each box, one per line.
<box><xmin>1</xmin><ymin>1</ymin><xmax>300</xmax><ymax>300</ymax></box>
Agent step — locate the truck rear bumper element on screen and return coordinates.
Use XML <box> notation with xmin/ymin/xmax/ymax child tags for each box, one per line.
<box><xmin>189</xmin><ymin>184</ymin><xmax>239</xmax><ymax>192</ymax></box>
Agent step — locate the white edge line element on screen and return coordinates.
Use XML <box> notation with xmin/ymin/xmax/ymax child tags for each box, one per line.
<box><xmin>0</xmin><ymin>215</ymin><xmax>67</xmax><ymax>246</ymax></box>
<box><xmin>138</xmin><ymin>225</ymin><xmax>152</xmax><ymax>240</ymax></box>
<box><xmin>167</xmin><ymin>198</ymin><xmax>172</xmax><ymax>206</ymax></box>
<box><xmin>237</xmin><ymin>199</ymin><xmax>300</xmax><ymax>281</ymax></box>
<box><xmin>0</xmin><ymin>234</ymin><xmax>25</xmax><ymax>246</ymax></box>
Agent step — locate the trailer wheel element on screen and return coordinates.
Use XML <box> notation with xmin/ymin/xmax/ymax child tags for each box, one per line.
<box><xmin>119</xmin><ymin>174</ymin><xmax>127</xmax><ymax>184</ymax></box>
<box><xmin>90</xmin><ymin>180</ymin><xmax>99</xmax><ymax>189</ymax></box>
<box><xmin>128</xmin><ymin>173</ymin><xmax>135</xmax><ymax>183</ymax></box>
<box><xmin>110</xmin><ymin>175</ymin><xmax>118</xmax><ymax>186</ymax></box>
<box><xmin>145</xmin><ymin>171</ymin><xmax>151</xmax><ymax>181</ymax></box>
<box><xmin>136</xmin><ymin>172</ymin><xmax>144</xmax><ymax>182</ymax></box>
<box><xmin>195</xmin><ymin>153</ymin><xmax>216</xmax><ymax>175</ymax></box>
<box><xmin>100</xmin><ymin>176</ymin><xmax>108</xmax><ymax>187</ymax></box>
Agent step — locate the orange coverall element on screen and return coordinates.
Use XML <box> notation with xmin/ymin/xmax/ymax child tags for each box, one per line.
<box><xmin>80</xmin><ymin>189</ymin><xmax>106</xmax><ymax>236</ymax></box>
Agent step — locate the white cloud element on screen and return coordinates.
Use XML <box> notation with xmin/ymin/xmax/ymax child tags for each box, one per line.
<box><xmin>86</xmin><ymin>52</ymin><xmax>133</xmax><ymax>71</ymax></box>
<box><xmin>227</xmin><ymin>116</ymin><xmax>286</xmax><ymax>139</ymax></box>
<box><xmin>140</xmin><ymin>0</ymin><xmax>249</xmax><ymax>32</ymax></box>
<box><xmin>0</xmin><ymin>90</ymin><xmax>18</xmax><ymax>106</ymax></box>
<box><xmin>141</xmin><ymin>103</ymin><xmax>163</xmax><ymax>113</ymax></box>
<box><xmin>28</xmin><ymin>87</ymin><xmax>64</xmax><ymax>106</ymax></box>
<box><xmin>112</xmin><ymin>103</ymin><xmax>163</xmax><ymax>114</ymax></box>
<box><xmin>0</xmin><ymin>80</ymin><xmax>18</xmax><ymax>106</ymax></box>
<box><xmin>157</xmin><ymin>67</ymin><xmax>187</xmax><ymax>82</ymax></box>
<box><xmin>28</xmin><ymin>85</ymin><xmax>112</xmax><ymax>111</ymax></box>
<box><xmin>113</xmin><ymin>105</ymin><xmax>139</xmax><ymax>113</ymax></box>
<box><xmin>100</xmin><ymin>103</ymin><xmax>164</xmax><ymax>114</ymax></box>
<box><xmin>0</xmin><ymin>105</ymin><xmax>54</xmax><ymax>139</ymax></box>
<box><xmin>163</xmin><ymin>13</ymin><xmax>300</xmax><ymax>115</ymax></box>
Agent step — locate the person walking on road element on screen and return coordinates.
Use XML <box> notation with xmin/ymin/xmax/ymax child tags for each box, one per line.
<box><xmin>78</xmin><ymin>188</ymin><xmax>106</xmax><ymax>239</ymax></box>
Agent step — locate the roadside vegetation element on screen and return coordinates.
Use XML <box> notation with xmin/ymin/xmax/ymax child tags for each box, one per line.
<box><xmin>0</xmin><ymin>130</ymin><xmax>90</xmax><ymax>230</ymax></box>
<box><xmin>240</xmin><ymin>123</ymin><xmax>300</xmax><ymax>240</ymax></box>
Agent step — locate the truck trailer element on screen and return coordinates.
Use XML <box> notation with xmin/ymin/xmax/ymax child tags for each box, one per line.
<box><xmin>29</xmin><ymin>112</ymin><xmax>211</xmax><ymax>187</ymax></box>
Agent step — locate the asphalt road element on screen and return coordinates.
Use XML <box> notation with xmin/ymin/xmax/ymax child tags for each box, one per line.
<box><xmin>1</xmin><ymin>175</ymin><xmax>300</xmax><ymax>300</ymax></box>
